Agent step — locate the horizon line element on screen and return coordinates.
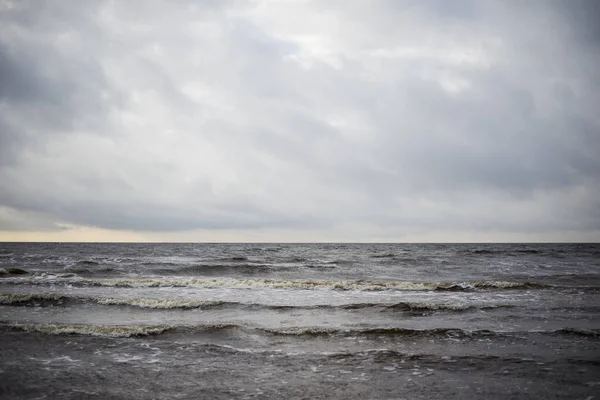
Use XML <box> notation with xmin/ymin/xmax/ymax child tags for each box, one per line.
<box><xmin>1</xmin><ymin>241</ymin><xmax>598</xmax><ymax>245</ymax></box>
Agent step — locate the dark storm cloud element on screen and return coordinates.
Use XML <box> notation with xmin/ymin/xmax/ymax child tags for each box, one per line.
<box><xmin>0</xmin><ymin>1</ymin><xmax>116</xmax><ymax>171</ymax></box>
<box><xmin>0</xmin><ymin>0</ymin><xmax>598</xmax><ymax>239</ymax></box>
<box><xmin>554</xmin><ymin>0</ymin><xmax>600</xmax><ymax>45</ymax></box>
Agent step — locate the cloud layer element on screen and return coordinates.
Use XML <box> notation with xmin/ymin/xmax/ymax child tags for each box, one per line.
<box><xmin>1</xmin><ymin>0</ymin><xmax>599</xmax><ymax>241</ymax></box>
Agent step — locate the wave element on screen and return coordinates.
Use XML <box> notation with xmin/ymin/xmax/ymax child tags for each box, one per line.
<box><xmin>433</xmin><ymin>281</ymin><xmax>544</xmax><ymax>291</ymax></box>
<box><xmin>223</xmin><ymin>256</ymin><xmax>248</xmax><ymax>261</ymax></box>
<box><xmin>1</xmin><ymin>323</ymin><xmax>172</xmax><ymax>337</ymax></box>
<box><xmin>76</xmin><ymin>260</ymin><xmax>100</xmax><ymax>266</ymax></box>
<box><xmin>554</xmin><ymin>328</ymin><xmax>600</xmax><ymax>337</ymax></box>
<box><xmin>0</xmin><ymin>268</ymin><xmax>29</xmax><ymax>276</ymax></box>
<box><xmin>0</xmin><ymin>292</ymin><xmax>235</xmax><ymax>310</ymax></box>
<box><xmin>3</xmin><ymin>322</ymin><xmax>595</xmax><ymax>339</ymax></box>
<box><xmin>0</xmin><ymin>323</ymin><xmax>486</xmax><ymax>338</ymax></box>
<box><xmin>0</xmin><ymin>292</ymin><xmax>512</xmax><ymax>312</ymax></box>
<box><xmin>463</xmin><ymin>249</ymin><xmax>497</xmax><ymax>255</ymax></box>
<box><xmin>94</xmin><ymin>297</ymin><xmax>230</xmax><ymax>309</ymax></box>
<box><xmin>371</xmin><ymin>253</ymin><xmax>396</xmax><ymax>259</ymax></box>
<box><xmin>173</xmin><ymin>263</ymin><xmax>274</xmax><ymax>275</ymax></box>
<box><xmin>256</xmin><ymin>327</ymin><xmax>491</xmax><ymax>337</ymax></box>
<box><xmin>302</xmin><ymin>264</ymin><xmax>337</xmax><ymax>269</ymax></box>
<box><xmin>0</xmin><ymin>275</ymin><xmax>547</xmax><ymax>292</ymax></box>
<box><xmin>382</xmin><ymin>302</ymin><xmax>512</xmax><ymax>312</ymax></box>
<box><xmin>0</xmin><ymin>293</ymin><xmax>67</xmax><ymax>305</ymax></box>
<box><xmin>203</xmin><ymin>256</ymin><xmax>249</xmax><ymax>263</ymax></box>
<box><xmin>1</xmin><ymin>262</ymin><xmax>340</xmax><ymax>278</ymax></box>
<box><xmin>324</xmin><ymin>259</ymin><xmax>354</xmax><ymax>265</ymax></box>
<box><xmin>62</xmin><ymin>266</ymin><xmax>95</xmax><ymax>274</ymax></box>
<box><xmin>463</xmin><ymin>249</ymin><xmax>540</xmax><ymax>255</ymax></box>
<box><xmin>285</xmin><ymin>257</ymin><xmax>308</xmax><ymax>263</ymax></box>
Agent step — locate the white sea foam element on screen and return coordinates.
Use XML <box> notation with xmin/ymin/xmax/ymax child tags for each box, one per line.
<box><xmin>0</xmin><ymin>293</ymin><xmax>66</xmax><ymax>304</ymax></box>
<box><xmin>0</xmin><ymin>291</ymin><xmax>512</xmax><ymax>312</ymax></box>
<box><xmin>0</xmin><ymin>276</ymin><xmax>542</xmax><ymax>291</ymax></box>
<box><xmin>3</xmin><ymin>323</ymin><xmax>173</xmax><ymax>337</ymax></box>
<box><xmin>94</xmin><ymin>297</ymin><xmax>226</xmax><ymax>309</ymax></box>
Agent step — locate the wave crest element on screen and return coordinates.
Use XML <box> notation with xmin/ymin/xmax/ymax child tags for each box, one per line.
<box><xmin>3</xmin><ymin>322</ymin><xmax>595</xmax><ymax>339</ymax></box>
<box><xmin>0</xmin><ymin>293</ymin><xmax>67</xmax><ymax>305</ymax></box>
<box><xmin>554</xmin><ymin>328</ymin><xmax>600</xmax><ymax>337</ymax></box>
<box><xmin>0</xmin><ymin>276</ymin><xmax>545</xmax><ymax>292</ymax></box>
<box><xmin>2</xmin><ymin>323</ymin><xmax>172</xmax><ymax>337</ymax></box>
<box><xmin>0</xmin><ymin>292</ymin><xmax>514</xmax><ymax>312</ymax></box>
<box><xmin>95</xmin><ymin>297</ymin><xmax>228</xmax><ymax>309</ymax></box>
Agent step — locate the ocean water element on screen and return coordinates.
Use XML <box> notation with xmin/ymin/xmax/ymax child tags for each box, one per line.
<box><xmin>0</xmin><ymin>242</ymin><xmax>599</xmax><ymax>399</ymax></box>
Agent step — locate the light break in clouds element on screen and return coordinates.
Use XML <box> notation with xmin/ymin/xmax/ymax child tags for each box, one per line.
<box><xmin>0</xmin><ymin>0</ymin><xmax>599</xmax><ymax>242</ymax></box>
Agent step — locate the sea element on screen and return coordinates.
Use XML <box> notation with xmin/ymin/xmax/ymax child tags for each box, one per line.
<box><xmin>0</xmin><ymin>242</ymin><xmax>599</xmax><ymax>399</ymax></box>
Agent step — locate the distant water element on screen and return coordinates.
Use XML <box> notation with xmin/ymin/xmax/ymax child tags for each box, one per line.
<box><xmin>1</xmin><ymin>243</ymin><xmax>599</xmax><ymax>399</ymax></box>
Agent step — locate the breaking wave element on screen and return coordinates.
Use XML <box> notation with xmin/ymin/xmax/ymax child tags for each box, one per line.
<box><xmin>0</xmin><ymin>292</ymin><xmax>512</xmax><ymax>312</ymax></box>
<box><xmin>94</xmin><ymin>297</ymin><xmax>230</xmax><ymax>309</ymax></box>
<box><xmin>0</xmin><ymin>275</ymin><xmax>547</xmax><ymax>291</ymax></box>
<box><xmin>3</xmin><ymin>322</ymin><xmax>594</xmax><ymax>339</ymax></box>
<box><xmin>1</xmin><ymin>323</ymin><xmax>172</xmax><ymax>337</ymax></box>
<box><xmin>0</xmin><ymin>323</ymin><xmax>494</xmax><ymax>338</ymax></box>
<box><xmin>0</xmin><ymin>293</ymin><xmax>67</xmax><ymax>305</ymax></box>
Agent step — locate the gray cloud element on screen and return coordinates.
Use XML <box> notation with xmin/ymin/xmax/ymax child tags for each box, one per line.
<box><xmin>0</xmin><ymin>0</ymin><xmax>599</xmax><ymax>240</ymax></box>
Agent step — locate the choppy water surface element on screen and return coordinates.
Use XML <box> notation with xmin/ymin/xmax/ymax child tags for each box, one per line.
<box><xmin>1</xmin><ymin>243</ymin><xmax>599</xmax><ymax>399</ymax></box>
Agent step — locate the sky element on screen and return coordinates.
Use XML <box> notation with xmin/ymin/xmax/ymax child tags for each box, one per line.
<box><xmin>0</xmin><ymin>0</ymin><xmax>599</xmax><ymax>242</ymax></box>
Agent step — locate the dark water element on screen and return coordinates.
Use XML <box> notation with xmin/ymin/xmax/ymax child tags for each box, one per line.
<box><xmin>1</xmin><ymin>243</ymin><xmax>599</xmax><ymax>399</ymax></box>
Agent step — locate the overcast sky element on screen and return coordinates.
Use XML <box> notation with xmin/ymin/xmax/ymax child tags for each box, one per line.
<box><xmin>0</xmin><ymin>0</ymin><xmax>599</xmax><ymax>242</ymax></box>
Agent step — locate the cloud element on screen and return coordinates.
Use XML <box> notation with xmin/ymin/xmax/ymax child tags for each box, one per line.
<box><xmin>0</xmin><ymin>0</ymin><xmax>599</xmax><ymax>241</ymax></box>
